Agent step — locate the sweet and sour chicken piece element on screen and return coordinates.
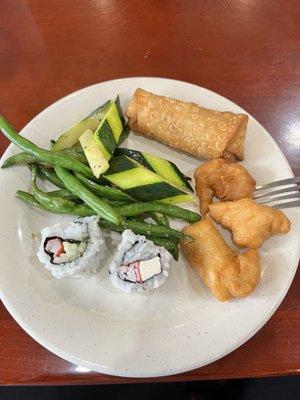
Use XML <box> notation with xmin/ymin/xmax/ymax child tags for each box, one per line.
<box><xmin>209</xmin><ymin>198</ymin><xmax>291</xmax><ymax>249</ymax></box>
<box><xmin>194</xmin><ymin>158</ymin><xmax>256</xmax><ymax>215</ymax></box>
<box><xmin>180</xmin><ymin>218</ymin><xmax>261</xmax><ymax>302</ymax></box>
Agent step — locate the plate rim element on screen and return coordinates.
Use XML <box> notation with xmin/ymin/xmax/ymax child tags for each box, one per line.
<box><xmin>0</xmin><ymin>76</ymin><xmax>298</xmax><ymax>378</ymax></box>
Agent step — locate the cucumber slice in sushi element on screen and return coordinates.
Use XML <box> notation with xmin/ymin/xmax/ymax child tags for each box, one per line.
<box><xmin>115</xmin><ymin>148</ymin><xmax>193</xmax><ymax>191</ymax></box>
<box><xmin>103</xmin><ymin>155</ymin><xmax>193</xmax><ymax>204</ymax></box>
<box><xmin>52</xmin><ymin>101</ymin><xmax>110</xmax><ymax>151</ymax></box>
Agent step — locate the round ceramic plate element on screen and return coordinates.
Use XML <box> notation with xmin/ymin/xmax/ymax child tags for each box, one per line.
<box><xmin>0</xmin><ymin>78</ymin><xmax>299</xmax><ymax>378</ymax></box>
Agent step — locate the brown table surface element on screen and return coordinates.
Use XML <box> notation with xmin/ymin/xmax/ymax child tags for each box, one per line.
<box><xmin>0</xmin><ymin>0</ymin><xmax>299</xmax><ymax>386</ymax></box>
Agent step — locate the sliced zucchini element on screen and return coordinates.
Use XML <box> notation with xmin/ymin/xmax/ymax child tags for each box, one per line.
<box><xmin>79</xmin><ymin>129</ymin><xmax>109</xmax><ymax>178</ymax></box>
<box><xmin>104</xmin><ymin>156</ymin><xmax>193</xmax><ymax>203</ymax></box>
<box><xmin>52</xmin><ymin>101</ymin><xmax>110</xmax><ymax>151</ymax></box>
<box><xmin>117</xmin><ymin>124</ymin><xmax>130</xmax><ymax>146</ymax></box>
<box><xmin>94</xmin><ymin>96</ymin><xmax>125</xmax><ymax>160</ymax></box>
<box><xmin>114</xmin><ymin>148</ymin><xmax>193</xmax><ymax>192</ymax></box>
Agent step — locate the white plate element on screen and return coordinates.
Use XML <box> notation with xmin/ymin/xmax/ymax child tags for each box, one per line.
<box><xmin>0</xmin><ymin>78</ymin><xmax>299</xmax><ymax>378</ymax></box>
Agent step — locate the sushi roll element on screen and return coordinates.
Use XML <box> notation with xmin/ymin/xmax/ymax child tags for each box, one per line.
<box><xmin>37</xmin><ymin>216</ymin><xmax>106</xmax><ymax>278</ymax></box>
<box><xmin>109</xmin><ymin>229</ymin><xmax>172</xmax><ymax>292</ymax></box>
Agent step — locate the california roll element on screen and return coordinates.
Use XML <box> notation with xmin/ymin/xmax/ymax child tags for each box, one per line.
<box><xmin>37</xmin><ymin>216</ymin><xmax>106</xmax><ymax>278</ymax></box>
<box><xmin>109</xmin><ymin>229</ymin><xmax>172</xmax><ymax>292</ymax></box>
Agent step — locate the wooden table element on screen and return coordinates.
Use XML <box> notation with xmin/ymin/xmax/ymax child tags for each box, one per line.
<box><xmin>0</xmin><ymin>0</ymin><xmax>299</xmax><ymax>385</ymax></box>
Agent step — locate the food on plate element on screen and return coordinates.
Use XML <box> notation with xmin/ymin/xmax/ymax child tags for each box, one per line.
<box><xmin>30</xmin><ymin>164</ymin><xmax>82</xmax><ymax>209</ymax></box>
<box><xmin>93</xmin><ymin>96</ymin><xmax>126</xmax><ymax>159</ymax></box>
<box><xmin>17</xmin><ymin>192</ymin><xmax>183</xmax><ymax>262</ymax></box>
<box><xmin>147</xmin><ymin>237</ymin><xmax>179</xmax><ymax>261</ymax></box>
<box><xmin>0</xmin><ymin>116</ymin><xmax>94</xmax><ymax>179</ymax></box>
<box><xmin>194</xmin><ymin>158</ymin><xmax>256</xmax><ymax>215</ymax></box>
<box><xmin>115</xmin><ymin>148</ymin><xmax>193</xmax><ymax>191</ymax></box>
<box><xmin>209</xmin><ymin>198</ymin><xmax>291</xmax><ymax>249</ymax></box>
<box><xmin>0</xmin><ymin>85</ymin><xmax>290</xmax><ymax>298</ymax></box>
<box><xmin>103</xmin><ymin>155</ymin><xmax>193</xmax><ymax>204</ymax></box>
<box><xmin>79</xmin><ymin>129</ymin><xmax>109</xmax><ymax>177</ymax></box>
<box><xmin>54</xmin><ymin>97</ymin><xmax>127</xmax><ymax>177</ymax></box>
<box><xmin>115</xmin><ymin>201</ymin><xmax>201</xmax><ymax>223</ymax></box>
<box><xmin>108</xmin><ymin>230</ymin><xmax>172</xmax><ymax>292</ymax></box>
<box><xmin>125</xmin><ymin>88</ymin><xmax>248</xmax><ymax>161</ymax></box>
<box><xmin>37</xmin><ymin>216</ymin><xmax>106</xmax><ymax>278</ymax></box>
<box><xmin>54</xmin><ymin>165</ymin><xmax>124</xmax><ymax>225</ymax></box>
<box><xmin>52</xmin><ymin>100</ymin><xmax>110</xmax><ymax>151</ymax></box>
<box><xmin>37</xmin><ymin>166</ymin><xmax>67</xmax><ymax>188</ymax></box>
<box><xmin>73</xmin><ymin>172</ymin><xmax>135</xmax><ymax>201</ymax></box>
<box><xmin>2</xmin><ymin>148</ymin><xmax>88</xmax><ymax>170</ymax></box>
<box><xmin>52</xmin><ymin>97</ymin><xmax>127</xmax><ymax>152</ymax></box>
<box><xmin>1</xmin><ymin>104</ymin><xmax>196</xmax><ymax>256</ymax></box>
<box><xmin>180</xmin><ymin>218</ymin><xmax>261</xmax><ymax>302</ymax></box>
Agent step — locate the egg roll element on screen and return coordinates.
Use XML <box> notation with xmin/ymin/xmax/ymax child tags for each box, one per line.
<box><xmin>125</xmin><ymin>88</ymin><xmax>249</xmax><ymax>161</ymax></box>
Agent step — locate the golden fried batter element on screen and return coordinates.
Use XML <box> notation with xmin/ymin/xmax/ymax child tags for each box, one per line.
<box><xmin>126</xmin><ymin>89</ymin><xmax>248</xmax><ymax>161</ymax></box>
<box><xmin>180</xmin><ymin>218</ymin><xmax>261</xmax><ymax>302</ymax></box>
<box><xmin>194</xmin><ymin>158</ymin><xmax>256</xmax><ymax>215</ymax></box>
<box><xmin>209</xmin><ymin>198</ymin><xmax>291</xmax><ymax>249</ymax></box>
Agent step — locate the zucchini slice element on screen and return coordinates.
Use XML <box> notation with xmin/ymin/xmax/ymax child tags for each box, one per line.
<box><xmin>79</xmin><ymin>129</ymin><xmax>109</xmax><ymax>178</ymax></box>
<box><xmin>94</xmin><ymin>96</ymin><xmax>125</xmax><ymax>160</ymax></box>
<box><xmin>114</xmin><ymin>148</ymin><xmax>193</xmax><ymax>192</ymax></box>
<box><xmin>104</xmin><ymin>156</ymin><xmax>193</xmax><ymax>204</ymax></box>
<box><xmin>52</xmin><ymin>101</ymin><xmax>110</xmax><ymax>151</ymax></box>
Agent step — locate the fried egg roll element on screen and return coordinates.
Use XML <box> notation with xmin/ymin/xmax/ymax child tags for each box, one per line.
<box><xmin>125</xmin><ymin>88</ymin><xmax>248</xmax><ymax>161</ymax></box>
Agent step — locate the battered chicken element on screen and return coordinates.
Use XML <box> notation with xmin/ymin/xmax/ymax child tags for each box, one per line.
<box><xmin>180</xmin><ymin>218</ymin><xmax>261</xmax><ymax>302</ymax></box>
<box><xmin>209</xmin><ymin>198</ymin><xmax>291</xmax><ymax>249</ymax></box>
<box><xmin>194</xmin><ymin>158</ymin><xmax>256</xmax><ymax>215</ymax></box>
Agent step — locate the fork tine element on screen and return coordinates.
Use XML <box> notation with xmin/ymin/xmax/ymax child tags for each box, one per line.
<box><xmin>272</xmin><ymin>200</ymin><xmax>300</xmax><ymax>209</ymax></box>
<box><xmin>255</xmin><ymin>176</ymin><xmax>300</xmax><ymax>191</ymax></box>
<box><xmin>253</xmin><ymin>183</ymin><xmax>300</xmax><ymax>199</ymax></box>
<box><xmin>257</xmin><ymin>193</ymin><xmax>300</xmax><ymax>205</ymax></box>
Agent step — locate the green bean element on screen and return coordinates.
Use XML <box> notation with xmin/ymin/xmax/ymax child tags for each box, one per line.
<box><xmin>74</xmin><ymin>172</ymin><xmax>135</xmax><ymax>202</ymax></box>
<box><xmin>146</xmin><ymin>236</ymin><xmax>179</xmax><ymax>261</ymax></box>
<box><xmin>1</xmin><ymin>148</ymin><xmax>88</xmax><ymax>169</ymax></box>
<box><xmin>47</xmin><ymin>189</ymin><xmax>80</xmax><ymax>201</ymax></box>
<box><xmin>0</xmin><ymin>116</ymin><xmax>93</xmax><ymax>178</ymax></box>
<box><xmin>18</xmin><ymin>188</ymin><xmax>131</xmax><ymax>217</ymax></box>
<box><xmin>59</xmin><ymin>148</ymin><xmax>87</xmax><ymax>164</ymax></box>
<box><xmin>16</xmin><ymin>190</ymin><xmax>49</xmax><ymax>211</ymax></box>
<box><xmin>1</xmin><ymin>152</ymin><xmax>36</xmax><ymax>168</ymax></box>
<box><xmin>37</xmin><ymin>167</ymin><xmax>131</xmax><ymax>205</ymax></box>
<box><xmin>37</xmin><ymin>166</ymin><xmax>65</xmax><ymax>189</ymax></box>
<box><xmin>47</xmin><ymin>190</ymin><xmax>128</xmax><ymax>206</ymax></box>
<box><xmin>16</xmin><ymin>187</ymin><xmax>187</xmax><ymax>241</ymax></box>
<box><xmin>99</xmin><ymin>219</ymin><xmax>188</xmax><ymax>240</ymax></box>
<box><xmin>16</xmin><ymin>190</ymin><xmax>94</xmax><ymax>216</ymax></box>
<box><xmin>115</xmin><ymin>201</ymin><xmax>200</xmax><ymax>223</ymax></box>
<box><xmin>108</xmin><ymin>200</ymin><xmax>132</xmax><ymax>206</ymax></box>
<box><xmin>61</xmin><ymin>146</ymin><xmax>84</xmax><ymax>154</ymax></box>
<box><xmin>54</xmin><ymin>165</ymin><xmax>123</xmax><ymax>225</ymax></box>
<box><xmin>31</xmin><ymin>165</ymin><xmax>77</xmax><ymax>210</ymax></box>
<box><xmin>99</xmin><ymin>220</ymin><xmax>183</xmax><ymax>245</ymax></box>
<box><xmin>150</xmin><ymin>212</ymin><xmax>169</xmax><ymax>226</ymax></box>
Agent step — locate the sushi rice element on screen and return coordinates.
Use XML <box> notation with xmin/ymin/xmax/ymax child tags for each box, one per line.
<box><xmin>37</xmin><ymin>216</ymin><xmax>106</xmax><ymax>278</ymax></box>
<box><xmin>109</xmin><ymin>229</ymin><xmax>172</xmax><ymax>293</ymax></box>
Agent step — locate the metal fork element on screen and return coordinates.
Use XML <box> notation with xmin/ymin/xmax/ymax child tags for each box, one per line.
<box><xmin>254</xmin><ymin>177</ymin><xmax>300</xmax><ymax>208</ymax></box>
